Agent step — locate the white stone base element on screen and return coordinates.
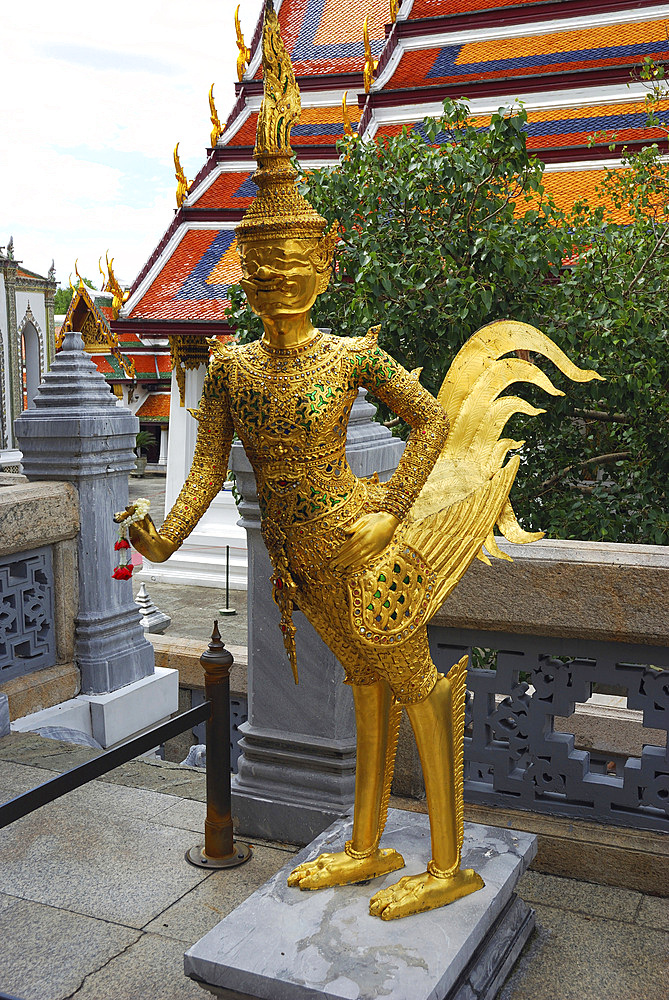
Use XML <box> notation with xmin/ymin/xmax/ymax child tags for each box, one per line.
<box><xmin>0</xmin><ymin>448</ymin><xmax>22</xmax><ymax>470</ymax></box>
<box><xmin>139</xmin><ymin>489</ymin><xmax>247</xmax><ymax>591</ymax></box>
<box><xmin>11</xmin><ymin>667</ymin><xmax>179</xmax><ymax>748</ymax></box>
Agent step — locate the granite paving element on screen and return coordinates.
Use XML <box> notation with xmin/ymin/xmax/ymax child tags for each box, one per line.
<box><xmin>1</xmin><ymin>734</ymin><xmax>667</xmax><ymax>1000</ymax></box>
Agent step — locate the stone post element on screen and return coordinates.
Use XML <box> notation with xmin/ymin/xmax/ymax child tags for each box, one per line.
<box><xmin>230</xmin><ymin>389</ymin><xmax>405</xmax><ymax>844</ymax></box>
<box><xmin>14</xmin><ymin>330</ymin><xmax>155</xmax><ymax>694</ymax></box>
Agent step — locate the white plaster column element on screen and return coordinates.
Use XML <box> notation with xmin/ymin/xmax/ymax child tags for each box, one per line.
<box><xmin>158</xmin><ymin>426</ymin><xmax>168</xmax><ymax>468</ymax></box>
<box><xmin>139</xmin><ymin>368</ymin><xmax>248</xmax><ymax>590</ymax></box>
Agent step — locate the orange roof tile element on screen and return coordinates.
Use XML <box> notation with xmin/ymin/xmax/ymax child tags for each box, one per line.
<box><xmin>385</xmin><ymin>19</ymin><xmax>669</xmax><ymax>90</ymax></box>
<box><xmin>128</xmin><ymin>228</ymin><xmax>241</xmax><ymax>321</ymax></box>
<box><xmin>253</xmin><ymin>0</ymin><xmax>388</xmax><ymax>78</ymax></box>
<box><xmin>136</xmin><ymin>393</ymin><xmax>171</xmax><ymax>420</ymax></box>
<box><xmin>409</xmin><ymin>0</ymin><xmax>548</xmax><ymax>16</ymax></box>
<box><xmin>191</xmin><ymin>171</ymin><xmax>257</xmax><ymax>209</ymax></box>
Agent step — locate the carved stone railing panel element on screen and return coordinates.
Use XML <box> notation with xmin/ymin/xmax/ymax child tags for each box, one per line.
<box><xmin>0</xmin><ymin>545</ymin><xmax>56</xmax><ymax>682</ymax></box>
<box><xmin>429</xmin><ymin>627</ymin><xmax>669</xmax><ymax>833</ymax></box>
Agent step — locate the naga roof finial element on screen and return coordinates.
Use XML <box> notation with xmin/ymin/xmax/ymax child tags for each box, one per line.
<box><xmin>363</xmin><ymin>15</ymin><xmax>378</xmax><ymax>93</ymax></box>
<box><xmin>209</xmin><ymin>84</ymin><xmax>224</xmax><ymax>147</ymax></box>
<box><xmin>173</xmin><ymin>143</ymin><xmax>191</xmax><ymax>208</ymax></box>
<box><xmin>235</xmin><ymin>4</ymin><xmax>251</xmax><ymax>82</ymax></box>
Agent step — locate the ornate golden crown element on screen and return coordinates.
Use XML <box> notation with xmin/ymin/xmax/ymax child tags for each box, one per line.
<box><xmin>236</xmin><ymin>0</ymin><xmax>336</xmax><ymax>256</ymax></box>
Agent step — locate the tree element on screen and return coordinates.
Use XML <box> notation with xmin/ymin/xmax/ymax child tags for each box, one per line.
<box><xmin>226</xmin><ymin>99</ymin><xmax>669</xmax><ymax>545</ymax></box>
<box><xmin>54</xmin><ymin>276</ymin><xmax>96</xmax><ymax>316</ymax></box>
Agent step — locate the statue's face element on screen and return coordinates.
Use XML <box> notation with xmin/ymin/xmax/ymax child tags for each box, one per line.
<box><xmin>238</xmin><ymin>238</ymin><xmax>320</xmax><ymax>320</ymax></box>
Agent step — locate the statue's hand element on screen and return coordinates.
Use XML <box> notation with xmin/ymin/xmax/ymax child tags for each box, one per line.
<box><xmin>113</xmin><ymin>506</ymin><xmax>177</xmax><ymax>563</ymax></box>
<box><xmin>330</xmin><ymin>511</ymin><xmax>399</xmax><ymax>573</ymax></box>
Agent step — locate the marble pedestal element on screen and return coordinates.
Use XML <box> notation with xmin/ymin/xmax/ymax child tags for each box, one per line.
<box><xmin>185</xmin><ymin>810</ymin><xmax>537</xmax><ymax>1000</ymax></box>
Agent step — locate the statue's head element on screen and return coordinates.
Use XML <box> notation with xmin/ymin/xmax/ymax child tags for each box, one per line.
<box><xmin>235</xmin><ymin>0</ymin><xmax>337</xmax><ymax>322</ymax></box>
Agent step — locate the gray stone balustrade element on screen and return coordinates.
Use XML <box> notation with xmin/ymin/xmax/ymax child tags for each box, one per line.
<box><xmin>230</xmin><ymin>389</ymin><xmax>405</xmax><ymax>844</ymax></box>
<box><xmin>13</xmin><ymin>331</ymin><xmax>154</xmax><ymax>695</ymax></box>
<box><xmin>428</xmin><ymin>537</ymin><xmax>669</xmax><ymax>833</ymax></box>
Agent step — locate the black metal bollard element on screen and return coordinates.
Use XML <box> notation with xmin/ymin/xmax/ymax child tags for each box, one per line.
<box><xmin>186</xmin><ymin>622</ymin><xmax>251</xmax><ymax>868</ymax></box>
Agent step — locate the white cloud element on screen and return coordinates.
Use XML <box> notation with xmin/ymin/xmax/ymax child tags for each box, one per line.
<box><xmin>1</xmin><ymin>0</ymin><xmax>263</xmax><ymax>285</ymax></box>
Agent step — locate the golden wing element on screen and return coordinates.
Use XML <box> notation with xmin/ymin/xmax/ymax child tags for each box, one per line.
<box><xmin>347</xmin><ymin>321</ymin><xmax>603</xmax><ymax>647</ymax></box>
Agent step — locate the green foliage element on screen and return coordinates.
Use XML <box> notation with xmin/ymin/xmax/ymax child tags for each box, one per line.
<box><xmin>226</xmin><ymin>99</ymin><xmax>669</xmax><ymax>545</ymax></box>
<box><xmin>135</xmin><ymin>430</ymin><xmax>157</xmax><ymax>455</ymax></box>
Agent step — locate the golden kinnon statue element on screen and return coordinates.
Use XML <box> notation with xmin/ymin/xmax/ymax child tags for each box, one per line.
<box><xmin>119</xmin><ymin>1</ymin><xmax>602</xmax><ymax>920</ymax></box>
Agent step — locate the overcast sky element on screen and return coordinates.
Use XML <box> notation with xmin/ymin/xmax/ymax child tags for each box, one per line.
<box><xmin>1</xmin><ymin>0</ymin><xmax>264</xmax><ymax>291</ymax></box>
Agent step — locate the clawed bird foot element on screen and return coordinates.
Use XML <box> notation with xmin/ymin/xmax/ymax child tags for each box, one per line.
<box><xmin>287</xmin><ymin>848</ymin><xmax>405</xmax><ymax>890</ymax></box>
<box><xmin>369</xmin><ymin>867</ymin><xmax>484</xmax><ymax>920</ymax></box>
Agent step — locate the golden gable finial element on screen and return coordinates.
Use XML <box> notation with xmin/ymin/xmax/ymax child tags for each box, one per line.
<box><xmin>342</xmin><ymin>91</ymin><xmax>355</xmax><ymax>136</ymax></box>
<box><xmin>74</xmin><ymin>258</ymin><xmax>84</xmax><ymax>289</ymax></box>
<box><xmin>105</xmin><ymin>250</ymin><xmax>129</xmax><ymax>319</ymax></box>
<box><xmin>235</xmin><ymin>4</ymin><xmax>251</xmax><ymax>82</ymax></box>
<box><xmin>173</xmin><ymin>143</ymin><xmax>191</xmax><ymax>208</ymax></box>
<box><xmin>390</xmin><ymin>0</ymin><xmax>400</xmax><ymax>23</ymax></box>
<box><xmin>209</xmin><ymin>84</ymin><xmax>224</xmax><ymax>147</ymax></box>
<box><xmin>363</xmin><ymin>15</ymin><xmax>378</xmax><ymax>93</ymax></box>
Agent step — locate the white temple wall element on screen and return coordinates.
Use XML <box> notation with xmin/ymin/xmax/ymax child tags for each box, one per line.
<box><xmin>138</xmin><ymin>367</ymin><xmax>248</xmax><ymax>590</ymax></box>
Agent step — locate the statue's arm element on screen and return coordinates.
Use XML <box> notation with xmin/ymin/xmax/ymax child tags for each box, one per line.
<box><xmin>356</xmin><ymin>339</ymin><xmax>449</xmax><ymax>522</ymax></box>
<box><xmin>129</xmin><ymin>364</ymin><xmax>234</xmax><ymax>561</ymax></box>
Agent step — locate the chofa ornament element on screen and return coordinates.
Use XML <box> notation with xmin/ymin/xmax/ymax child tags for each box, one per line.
<box><xmin>121</xmin><ymin>0</ymin><xmax>602</xmax><ymax>919</ymax></box>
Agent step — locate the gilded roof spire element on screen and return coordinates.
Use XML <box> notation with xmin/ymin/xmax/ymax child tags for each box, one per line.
<box><xmin>209</xmin><ymin>84</ymin><xmax>224</xmax><ymax>147</ymax></box>
<box><xmin>173</xmin><ymin>143</ymin><xmax>191</xmax><ymax>208</ymax></box>
<box><xmin>363</xmin><ymin>15</ymin><xmax>378</xmax><ymax>93</ymax></box>
<box><xmin>235</xmin><ymin>4</ymin><xmax>251</xmax><ymax>82</ymax></box>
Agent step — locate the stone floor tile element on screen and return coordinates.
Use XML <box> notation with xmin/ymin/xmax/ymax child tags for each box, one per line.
<box><xmin>636</xmin><ymin>894</ymin><xmax>669</xmax><ymax>931</ymax></box>
<box><xmin>156</xmin><ymin>796</ymin><xmax>207</xmax><ymax>833</ymax></box>
<box><xmin>499</xmin><ymin>902</ymin><xmax>669</xmax><ymax>1000</ymax></box>
<box><xmin>68</xmin><ymin>931</ymin><xmax>205</xmax><ymax>1000</ymax></box>
<box><xmin>0</xmin><ymin>735</ymin><xmax>99</xmax><ymax>773</ymax></box>
<box><xmin>0</xmin><ymin>760</ymin><xmax>59</xmax><ymax>801</ymax></box>
<box><xmin>100</xmin><ymin>759</ymin><xmax>207</xmax><ymax>800</ymax></box>
<box><xmin>517</xmin><ymin>869</ymin><xmax>642</xmax><ymax>922</ymax></box>
<box><xmin>143</xmin><ymin>844</ymin><xmax>298</xmax><ymax>943</ymax></box>
<box><xmin>132</xmin><ymin>577</ymin><xmax>248</xmax><ymax>647</ymax></box>
<box><xmin>0</xmin><ymin>780</ymin><xmax>212</xmax><ymax>928</ymax></box>
<box><xmin>0</xmin><ymin>891</ymin><xmax>139</xmax><ymax>1000</ymax></box>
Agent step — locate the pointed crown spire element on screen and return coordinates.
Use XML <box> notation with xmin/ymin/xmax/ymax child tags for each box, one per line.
<box><xmin>236</xmin><ymin>0</ymin><xmax>332</xmax><ymax>247</ymax></box>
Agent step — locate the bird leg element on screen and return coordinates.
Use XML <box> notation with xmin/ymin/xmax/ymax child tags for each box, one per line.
<box><xmin>288</xmin><ymin>679</ymin><xmax>405</xmax><ymax>889</ymax></box>
<box><xmin>369</xmin><ymin>674</ymin><xmax>483</xmax><ymax>919</ymax></box>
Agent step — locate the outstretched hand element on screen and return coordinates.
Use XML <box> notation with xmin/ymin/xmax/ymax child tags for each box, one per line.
<box><xmin>113</xmin><ymin>505</ymin><xmax>177</xmax><ymax>563</ymax></box>
<box><xmin>330</xmin><ymin>511</ymin><xmax>399</xmax><ymax>573</ymax></box>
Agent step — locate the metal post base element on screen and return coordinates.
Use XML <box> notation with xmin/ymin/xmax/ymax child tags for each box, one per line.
<box><xmin>186</xmin><ymin>843</ymin><xmax>252</xmax><ymax>869</ymax></box>
<box><xmin>218</xmin><ymin>607</ymin><xmax>237</xmax><ymax>616</ymax></box>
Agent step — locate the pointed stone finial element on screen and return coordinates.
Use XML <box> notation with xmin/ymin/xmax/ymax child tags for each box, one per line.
<box><xmin>6</xmin><ymin>236</ymin><xmax>14</xmax><ymax>259</ymax></box>
<box><xmin>200</xmin><ymin>619</ymin><xmax>233</xmax><ymax>673</ymax></box>
<box><xmin>135</xmin><ymin>582</ymin><xmax>171</xmax><ymax>634</ymax></box>
<box><xmin>48</xmin><ymin>259</ymin><xmax>56</xmax><ymax>281</ymax></box>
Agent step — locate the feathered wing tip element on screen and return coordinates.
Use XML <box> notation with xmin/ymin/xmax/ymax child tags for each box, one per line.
<box><xmin>432</xmin><ymin>319</ymin><xmax>604</xmax><ymax>552</ymax></box>
<box><xmin>438</xmin><ymin>320</ymin><xmax>604</xmax><ymax>424</ymax></box>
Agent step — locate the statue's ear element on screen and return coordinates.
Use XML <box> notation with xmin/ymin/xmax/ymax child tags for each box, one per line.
<box><xmin>313</xmin><ymin>222</ymin><xmax>339</xmax><ymax>293</ymax></box>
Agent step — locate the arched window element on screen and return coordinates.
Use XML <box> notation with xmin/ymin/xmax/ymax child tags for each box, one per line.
<box><xmin>20</xmin><ymin>321</ymin><xmax>41</xmax><ymax>410</ymax></box>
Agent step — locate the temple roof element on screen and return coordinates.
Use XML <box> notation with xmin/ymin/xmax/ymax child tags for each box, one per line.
<box><xmin>117</xmin><ymin>0</ymin><xmax>667</xmax><ymax>337</ymax></box>
<box><xmin>135</xmin><ymin>392</ymin><xmax>171</xmax><ymax>423</ymax></box>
